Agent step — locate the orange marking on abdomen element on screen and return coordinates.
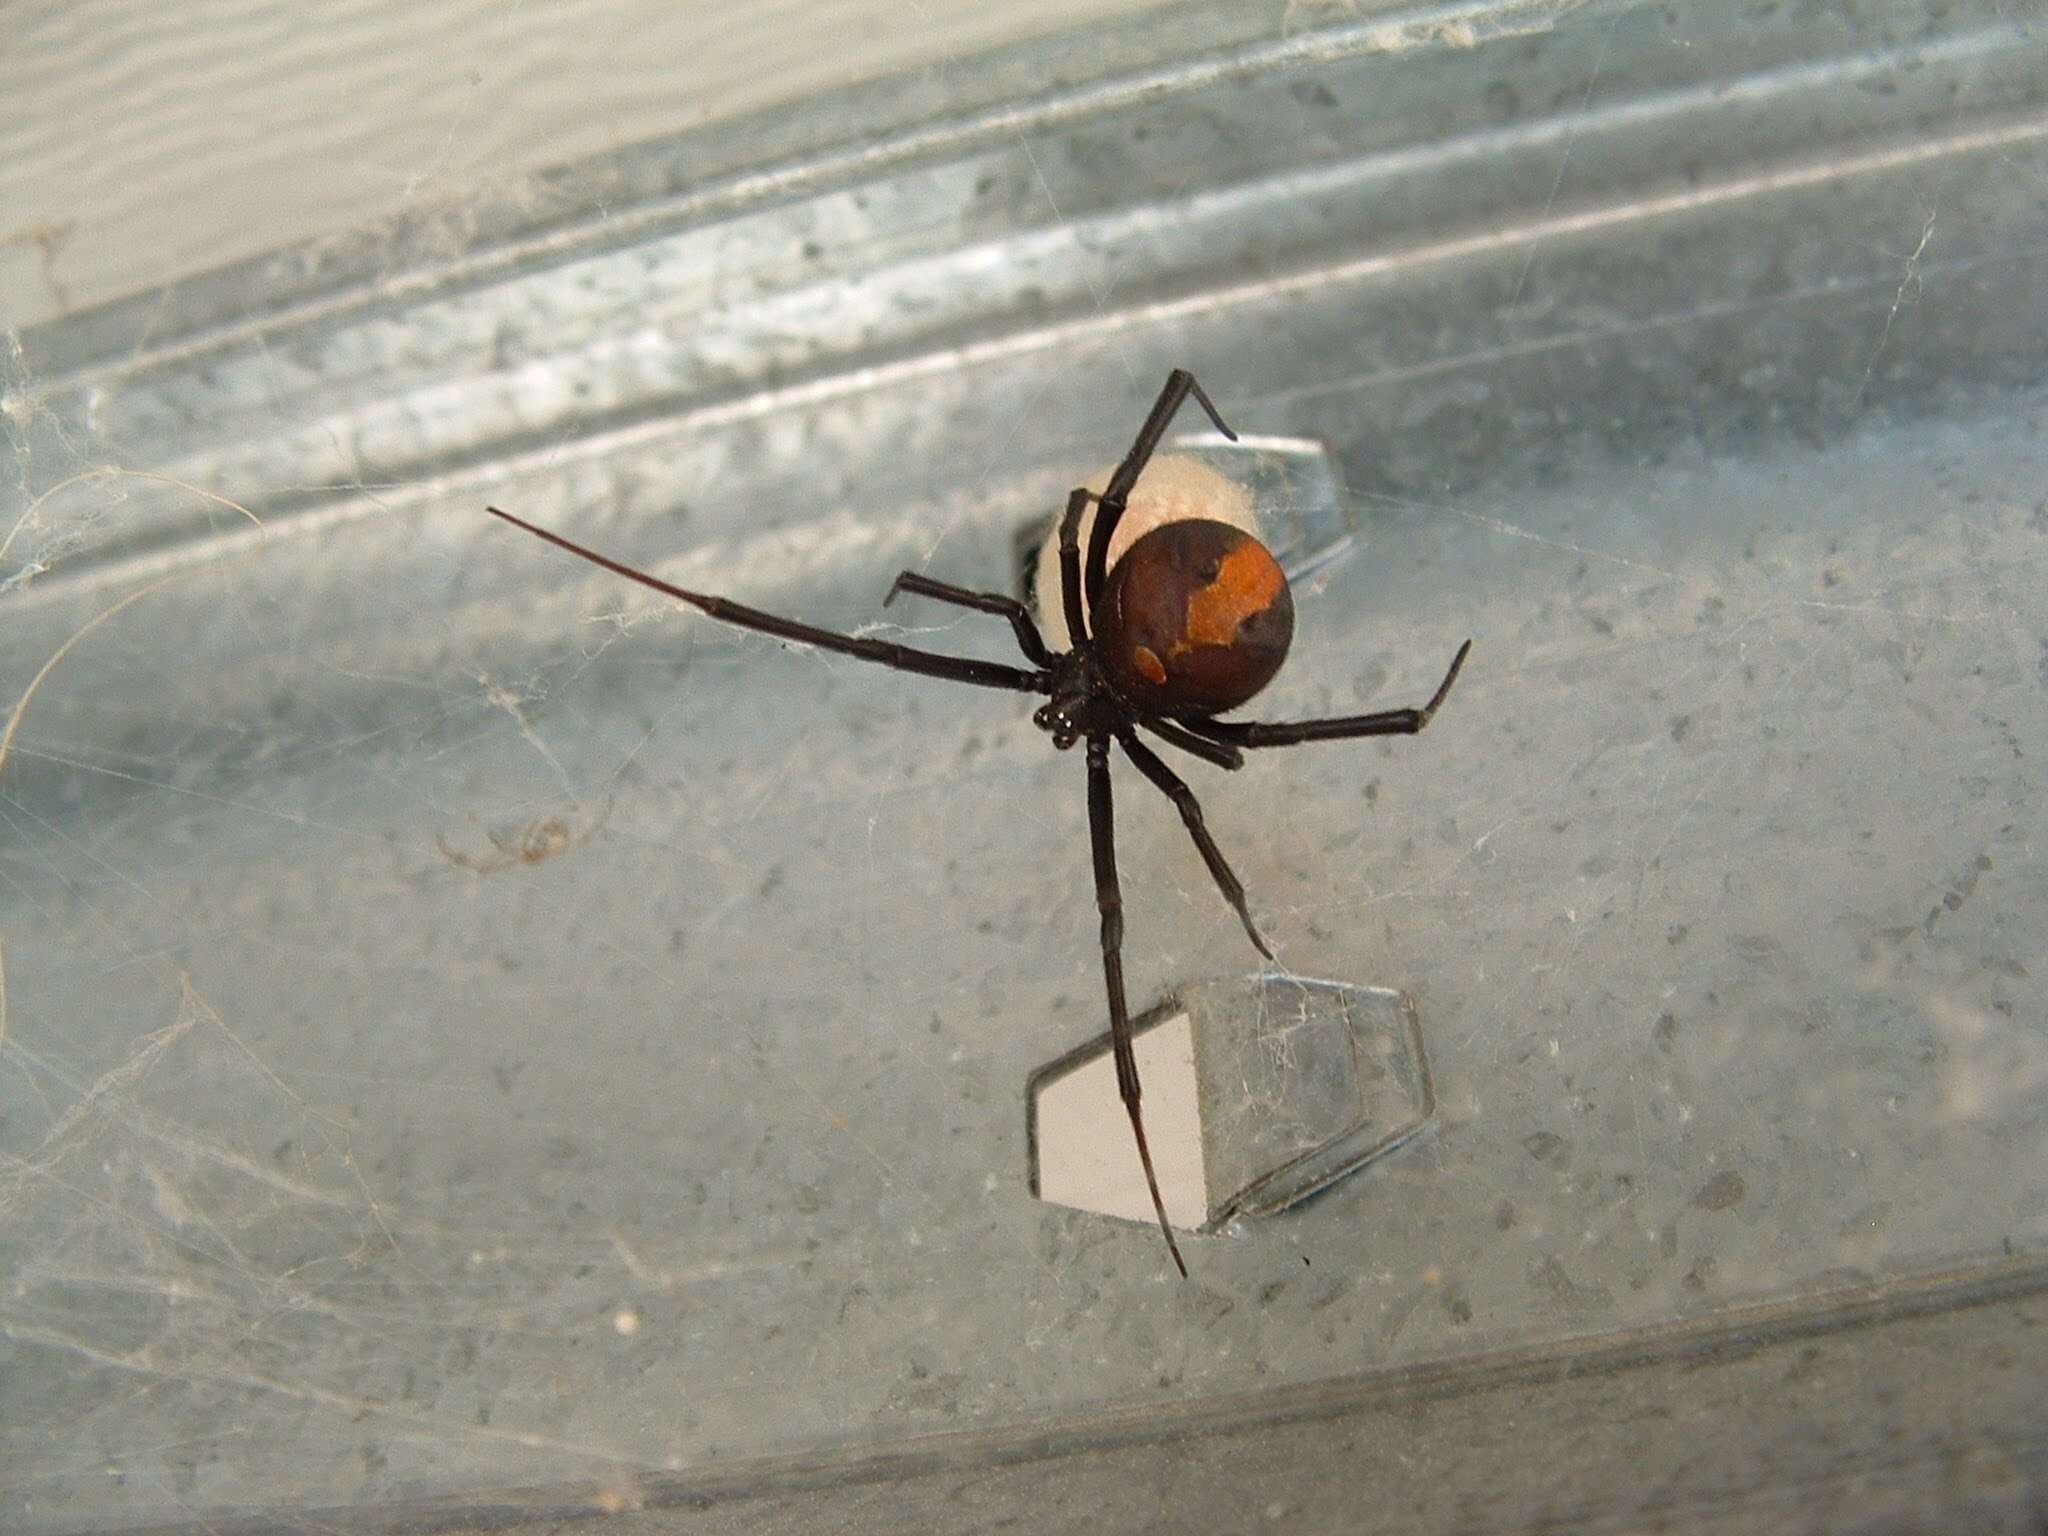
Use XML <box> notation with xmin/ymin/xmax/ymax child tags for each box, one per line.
<box><xmin>1133</xmin><ymin>645</ymin><xmax>1167</xmax><ymax>686</ymax></box>
<box><xmin>1177</xmin><ymin>541</ymin><xmax>1285</xmax><ymax>653</ymax></box>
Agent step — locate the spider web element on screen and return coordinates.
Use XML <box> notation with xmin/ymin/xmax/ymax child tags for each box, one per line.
<box><xmin>5</xmin><ymin>3</ymin><xmax>2048</xmax><ymax>1531</ymax></box>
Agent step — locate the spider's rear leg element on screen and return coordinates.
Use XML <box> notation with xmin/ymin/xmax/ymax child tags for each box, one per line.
<box><xmin>1117</xmin><ymin>727</ymin><xmax>1271</xmax><ymax>960</ymax></box>
<box><xmin>883</xmin><ymin>571</ymin><xmax>1055</xmax><ymax>667</ymax></box>
<box><xmin>1186</xmin><ymin>639</ymin><xmax>1473</xmax><ymax>749</ymax></box>
<box><xmin>1139</xmin><ymin>715</ymin><xmax>1243</xmax><ymax>771</ymax></box>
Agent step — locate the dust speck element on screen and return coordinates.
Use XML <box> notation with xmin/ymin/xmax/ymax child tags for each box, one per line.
<box><xmin>1692</xmin><ymin>1171</ymin><xmax>1747</xmax><ymax>1211</ymax></box>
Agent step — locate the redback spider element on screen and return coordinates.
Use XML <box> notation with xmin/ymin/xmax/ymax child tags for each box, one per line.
<box><xmin>485</xmin><ymin>369</ymin><xmax>1471</xmax><ymax>1275</ymax></box>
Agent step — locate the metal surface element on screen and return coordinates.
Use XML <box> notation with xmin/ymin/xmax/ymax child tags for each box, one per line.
<box><xmin>5</xmin><ymin>0</ymin><xmax>2047</xmax><ymax>1530</ymax></box>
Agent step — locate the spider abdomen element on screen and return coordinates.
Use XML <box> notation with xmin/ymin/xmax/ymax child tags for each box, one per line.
<box><xmin>1096</xmin><ymin>519</ymin><xmax>1295</xmax><ymax>715</ymax></box>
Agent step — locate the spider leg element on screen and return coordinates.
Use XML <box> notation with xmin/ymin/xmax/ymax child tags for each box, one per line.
<box><xmin>485</xmin><ymin>507</ymin><xmax>1049</xmax><ymax>694</ymax></box>
<box><xmin>883</xmin><ymin>571</ymin><xmax>1054</xmax><ymax>666</ymax></box>
<box><xmin>1135</xmin><ymin>714</ymin><xmax>1244</xmax><ymax>771</ymax></box>
<box><xmin>1083</xmin><ymin>370</ymin><xmax>1238</xmax><ymax>613</ymax></box>
<box><xmin>1183</xmin><ymin>639</ymin><xmax>1472</xmax><ymax>749</ymax></box>
<box><xmin>1087</xmin><ymin>732</ymin><xmax>1188</xmax><ymax>1278</ymax></box>
<box><xmin>1117</xmin><ymin>728</ymin><xmax>1271</xmax><ymax>960</ymax></box>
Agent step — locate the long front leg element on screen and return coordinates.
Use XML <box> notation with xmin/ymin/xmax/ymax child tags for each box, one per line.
<box><xmin>1083</xmin><ymin>370</ymin><xmax>1238</xmax><ymax>613</ymax></box>
<box><xmin>1117</xmin><ymin>728</ymin><xmax>1270</xmax><ymax>960</ymax></box>
<box><xmin>1184</xmin><ymin>639</ymin><xmax>1472</xmax><ymax>749</ymax></box>
<box><xmin>1087</xmin><ymin>732</ymin><xmax>1188</xmax><ymax>1277</ymax></box>
<box><xmin>883</xmin><ymin>571</ymin><xmax>1054</xmax><ymax>666</ymax></box>
<box><xmin>486</xmin><ymin>507</ymin><xmax>1048</xmax><ymax>694</ymax></box>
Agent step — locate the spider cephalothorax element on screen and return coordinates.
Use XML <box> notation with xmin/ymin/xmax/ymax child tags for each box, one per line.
<box><xmin>485</xmin><ymin>369</ymin><xmax>1469</xmax><ymax>1276</ymax></box>
<box><xmin>1030</xmin><ymin>656</ymin><xmax>1111</xmax><ymax>751</ymax></box>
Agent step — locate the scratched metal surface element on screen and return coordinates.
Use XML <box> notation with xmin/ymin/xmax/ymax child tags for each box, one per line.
<box><xmin>3</xmin><ymin>1</ymin><xmax>2045</xmax><ymax>1529</ymax></box>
